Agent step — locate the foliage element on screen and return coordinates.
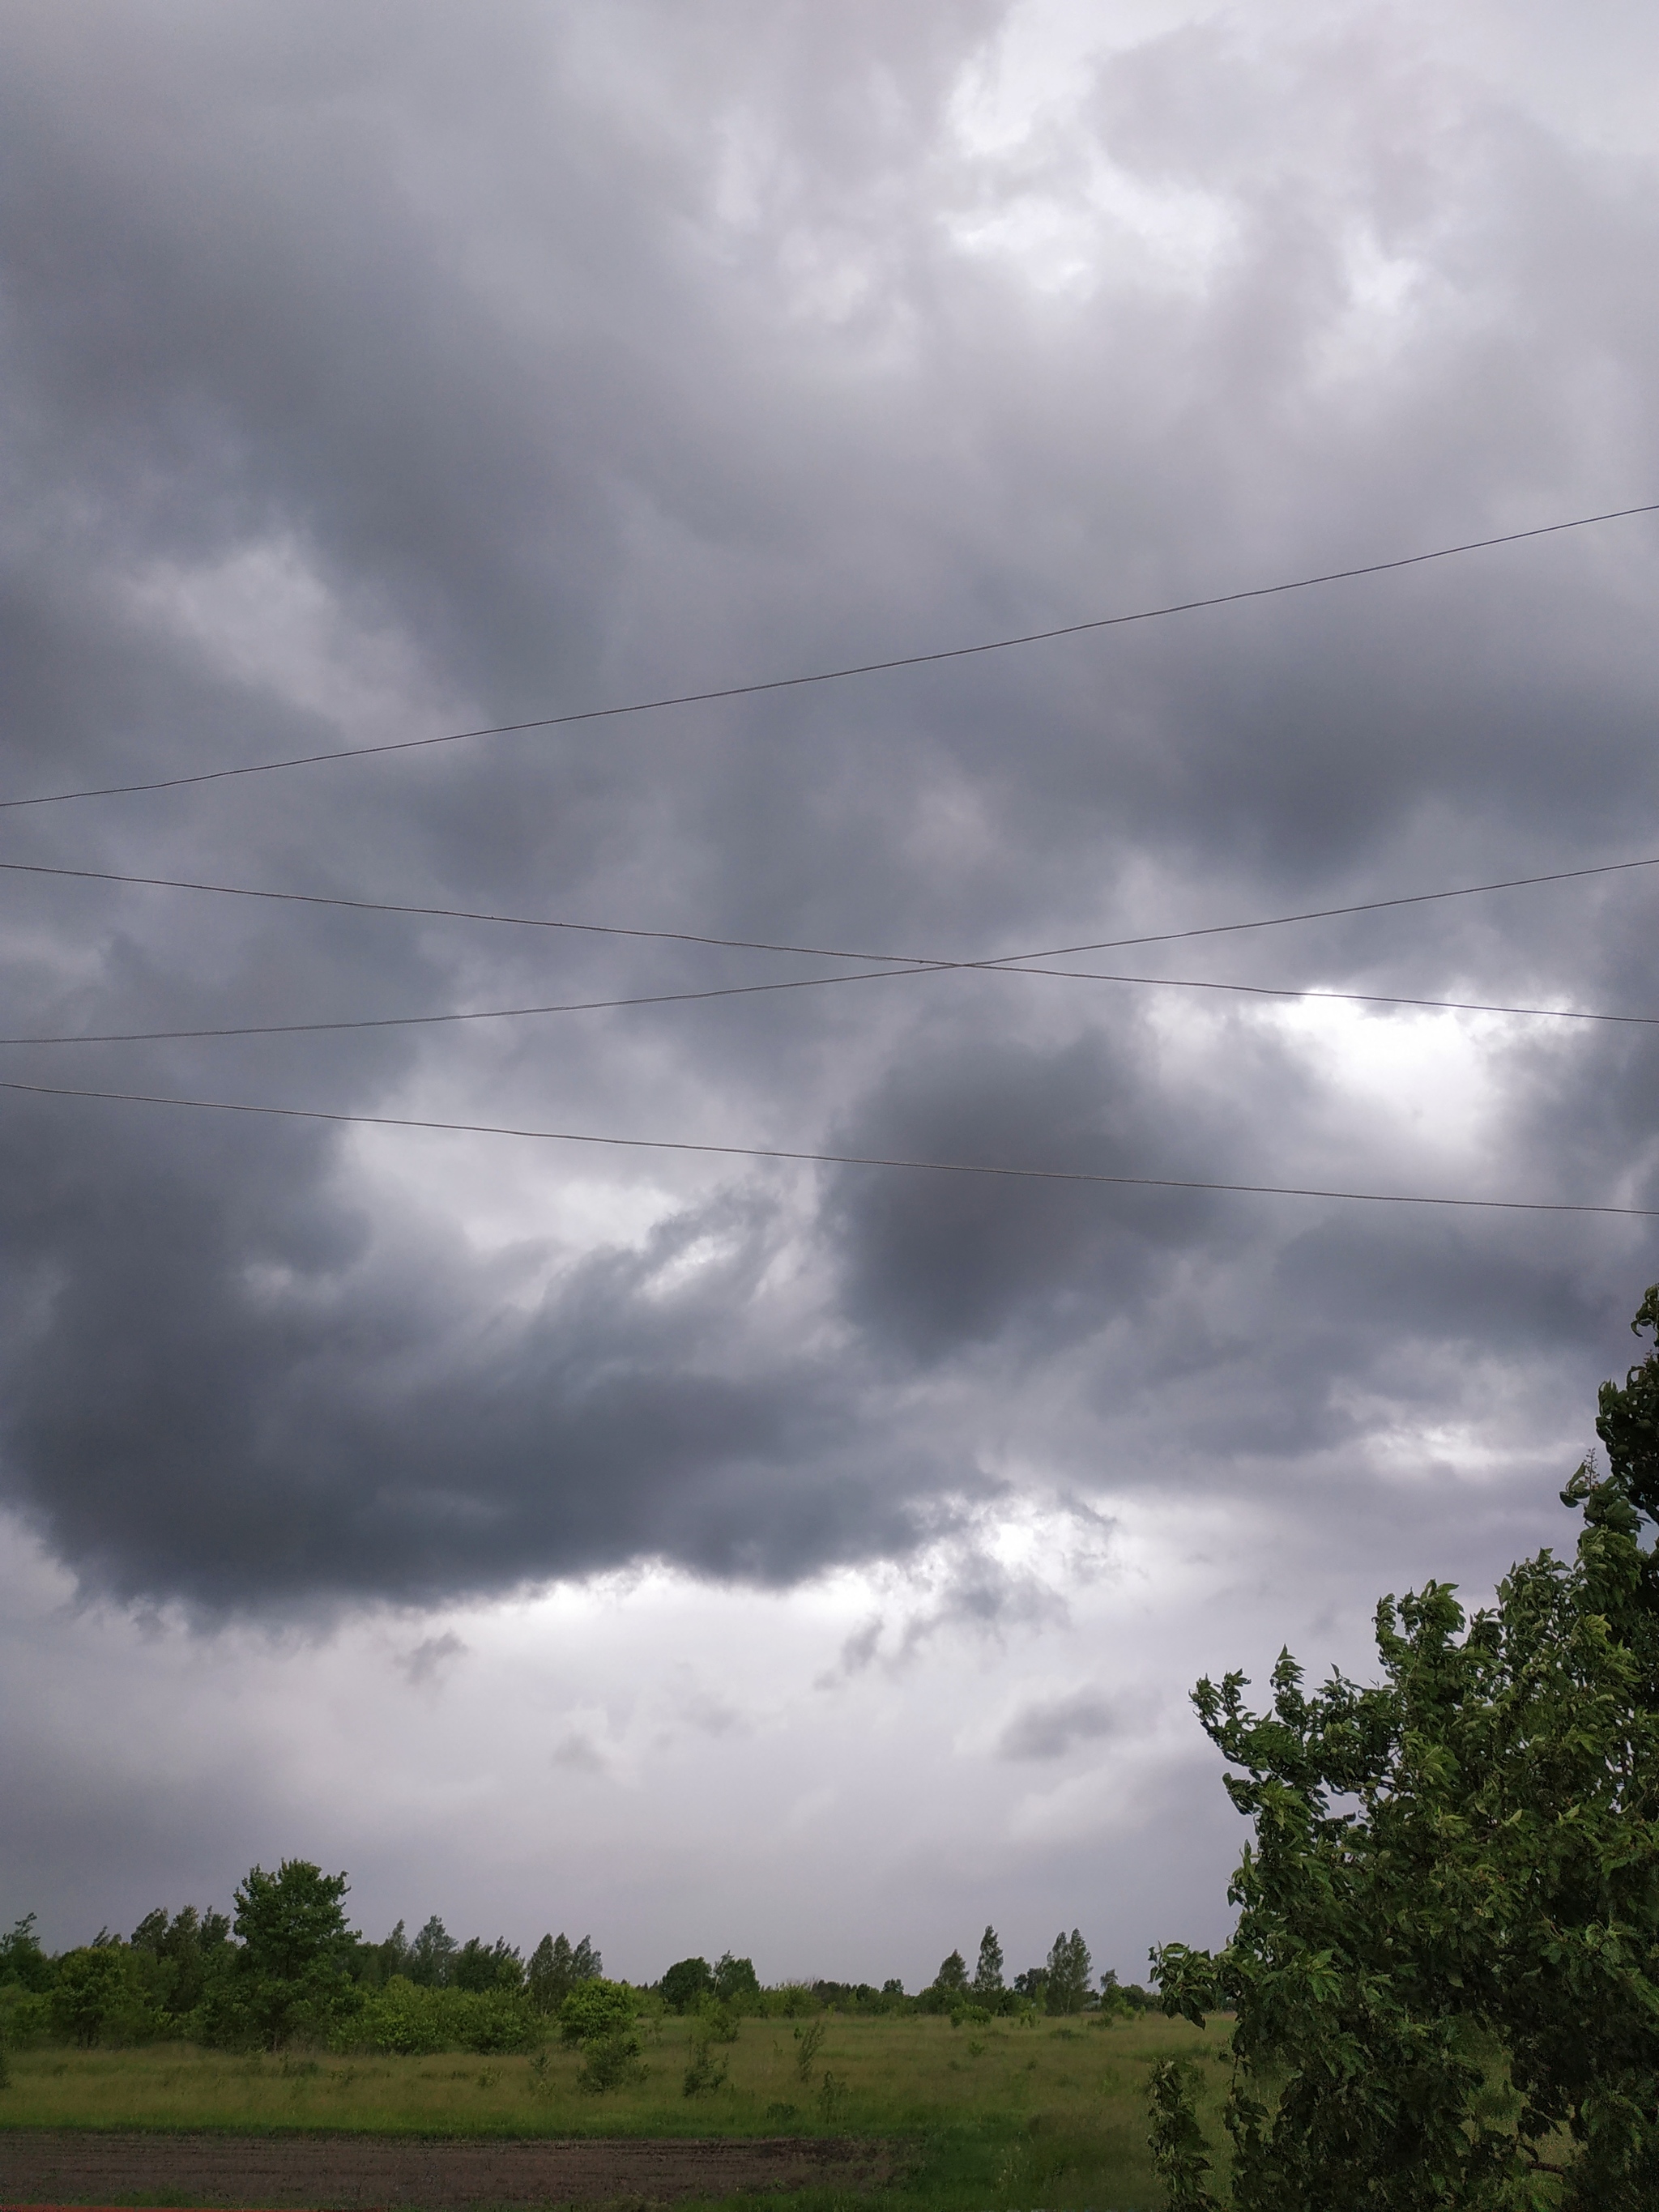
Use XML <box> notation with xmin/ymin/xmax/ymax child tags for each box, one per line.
<box><xmin>226</xmin><ymin>1860</ymin><xmax>360</xmax><ymax>2050</ymax></box>
<box><xmin>576</xmin><ymin>2027</ymin><xmax>645</xmax><ymax>2092</ymax></box>
<box><xmin>1149</xmin><ymin>1285</ymin><xmax>1659</xmax><ymax>2212</ymax></box>
<box><xmin>1013</xmin><ymin>1967</ymin><xmax>1048</xmax><ymax>2008</ymax></box>
<box><xmin>973</xmin><ymin>1927</ymin><xmax>1005</xmax><ymax>1999</ymax></box>
<box><xmin>794</xmin><ymin>2019</ymin><xmax>826</xmax><ymax>2081</ymax></box>
<box><xmin>0</xmin><ymin>1915</ymin><xmax>53</xmax><ymax>1994</ymax></box>
<box><xmin>130</xmin><ymin>1906</ymin><xmax>232</xmax><ymax>2016</ymax></box>
<box><xmin>406</xmin><ymin>1914</ymin><xmax>458</xmax><ymax>1987</ymax></box>
<box><xmin>934</xmin><ymin>1950</ymin><xmax>970</xmax><ymax>1996</ymax></box>
<box><xmin>48</xmin><ymin>1944</ymin><xmax>156</xmax><ymax>2048</ymax></box>
<box><xmin>684</xmin><ymin>2027</ymin><xmax>731</xmax><ymax>2096</ymax></box>
<box><xmin>527</xmin><ymin>1931</ymin><xmax>600</xmax><ymax>2014</ymax></box>
<box><xmin>558</xmin><ymin>1976</ymin><xmax>640</xmax><ymax>2047</ymax></box>
<box><xmin>0</xmin><ymin>1988</ymin><xmax>51</xmax><ymax>2050</ymax></box>
<box><xmin>346</xmin><ymin>1975</ymin><xmax>539</xmax><ymax>2055</ymax></box>
<box><xmin>452</xmin><ymin>1936</ymin><xmax>523</xmax><ymax>1993</ymax></box>
<box><xmin>1098</xmin><ymin>1970</ymin><xmax>1156</xmax><ymax>2020</ymax></box>
<box><xmin>1045</xmin><ymin>1930</ymin><xmax>1093</xmax><ymax>2016</ymax></box>
<box><xmin>662</xmin><ymin>1955</ymin><xmax>716</xmax><ymax>2013</ymax></box>
<box><xmin>714</xmin><ymin>1951</ymin><xmax>762</xmax><ymax>2006</ymax></box>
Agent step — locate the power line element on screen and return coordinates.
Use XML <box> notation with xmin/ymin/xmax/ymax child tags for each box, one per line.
<box><xmin>3</xmin><ymin>1072</ymin><xmax>1653</xmax><ymax>1217</ymax></box>
<box><xmin>4</xmin><ymin>501</ymin><xmax>1656</xmax><ymax>812</ymax></box>
<box><xmin>0</xmin><ymin>960</ymin><xmax>936</xmax><ymax>1042</ymax></box>
<box><xmin>1</xmin><ymin>953</ymin><xmax>1654</xmax><ymax>1047</ymax></box>
<box><xmin>1</xmin><ymin>848</ymin><xmax>1656</xmax><ymax>970</ymax></box>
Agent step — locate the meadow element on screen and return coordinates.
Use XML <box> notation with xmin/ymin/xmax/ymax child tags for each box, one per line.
<box><xmin>0</xmin><ymin>2010</ymin><xmax>1229</xmax><ymax>2211</ymax></box>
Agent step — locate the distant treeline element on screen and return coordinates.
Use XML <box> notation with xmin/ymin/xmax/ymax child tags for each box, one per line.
<box><xmin>0</xmin><ymin>1862</ymin><xmax>1153</xmax><ymax>2057</ymax></box>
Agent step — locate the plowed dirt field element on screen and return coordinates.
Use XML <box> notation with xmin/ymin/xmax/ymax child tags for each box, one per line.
<box><xmin>0</xmin><ymin>2129</ymin><xmax>893</xmax><ymax>2208</ymax></box>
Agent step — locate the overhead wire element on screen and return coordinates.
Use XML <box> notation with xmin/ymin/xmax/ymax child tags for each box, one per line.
<box><xmin>3</xmin><ymin>501</ymin><xmax>1656</xmax><ymax>812</ymax></box>
<box><xmin>2</xmin><ymin>1072</ymin><xmax>1653</xmax><ymax>1217</ymax></box>
<box><xmin>4</xmin><ymin>507</ymin><xmax>1656</xmax><ymax>1208</ymax></box>
<box><xmin>2</xmin><ymin>956</ymin><xmax>1657</xmax><ymax>1046</ymax></box>
<box><xmin>0</xmin><ymin>847</ymin><xmax>1656</xmax><ymax>969</ymax></box>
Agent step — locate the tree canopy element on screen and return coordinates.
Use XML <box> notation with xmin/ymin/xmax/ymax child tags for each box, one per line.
<box><xmin>1150</xmin><ymin>1285</ymin><xmax>1659</xmax><ymax>2212</ymax></box>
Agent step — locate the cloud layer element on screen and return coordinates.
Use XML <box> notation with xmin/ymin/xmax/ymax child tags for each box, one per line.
<box><xmin>2</xmin><ymin>0</ymin><xmax>1658</xmax><ymax>1952</ymax></box>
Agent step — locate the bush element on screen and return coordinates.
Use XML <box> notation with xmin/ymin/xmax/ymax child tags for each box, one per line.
<box><xmin>0</xmin><ymin>1989</ymin><xmax>50</xmax><ymax>2050</ymax></box>
<box><xmin>683</xmin><ymin>2031</ymin><xmax>728</xmax><ymax>2096</ymax></box>
<box><xmin>558</xmin><ymin>1978</ymin><xmax>638</xmax><ymax>2047</ymax></box>
<box><xmin>576</xmin><ymin>2027</ymin><xmax>644</xmax><ymax>2092</ymax></box>
<box><xmin>347</xmin><ymin>1977</ymin><xmax>539</xmax><ymax>2056</ymax></box>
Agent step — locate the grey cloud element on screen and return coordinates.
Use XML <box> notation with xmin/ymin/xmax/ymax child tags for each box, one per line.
<box><xmin>825</xmin><ymin>1029</ymin><xmax>1258</xmax><ymax>1362</ymax></box>
<box><xmin>998</xmin><ymin>1688</ymin><xmax>1120</xmax><ymax>1762</ymax></box>
<box><xmin>0</xmin><ymin>0</ymin><xmax>1657</xmax><ymax>1634</ymax></box>
<box><xmin>550</xmin><ymin>1732</ymin><xmax>608</xmax><ymax>1776</ymax></box>
<box><xmin>398</xmin><ymin>1630</ymin><xmax>467</xmax><ymax>1686</ymax></box>
<box><xmin>0</xmin><ymin>1115</ymin><xmax>966</xmax><ymax>1606</ymax></box>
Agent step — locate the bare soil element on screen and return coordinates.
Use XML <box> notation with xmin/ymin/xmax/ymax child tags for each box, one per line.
<box><xmin>0</xmin><ymin>2131</ymin><xmax>895</xmax><ymax>2210</ymax></box>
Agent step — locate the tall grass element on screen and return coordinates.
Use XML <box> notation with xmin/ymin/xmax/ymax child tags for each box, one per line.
<box><xmin>0</xmin><ymin>2013</ymin><xmax>1230</xmax><ymax>2209</ymax></box>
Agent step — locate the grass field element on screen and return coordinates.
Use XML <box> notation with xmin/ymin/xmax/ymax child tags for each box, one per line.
<box><xmin>0</xmin><ymin>2012</ymin><xmax>1229</xmax><ymax>2210</ymax></box>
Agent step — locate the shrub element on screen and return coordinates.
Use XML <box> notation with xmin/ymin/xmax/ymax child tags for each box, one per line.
<box><xmin>793</xmin><ymin>2018</ymin><xmax>825</xmax><ymax>2082</ymax></box>
<box><xmin>347</xmin><ymin>1977</ymin><xmax>539</xmax><ymax>2056</ymax></box>
<box><xmin>558</xmin><ymin>1978</ymin><xmax>638</xmax><ymax>2048</ymax></box>
<box><xmin>576</xmin><ymin>2027</ymin><xmax>643</xmax><ymax>2092</ymax></box>
<box><xmin>0</xmin><ymin>1989</ymin><xmax>49</xmax><ymax>2050</ymax></box>
<box><xmin>682</xmin><ymin>2031</ymin><xmax>728</xmax><ymax>2096</ymax></box>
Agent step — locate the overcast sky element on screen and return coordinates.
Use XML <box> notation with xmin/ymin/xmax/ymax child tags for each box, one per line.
<box><xmin>4</xmin><ymin>0</ymin><xmax>1659</xmax><ymax>1989</ymax></box>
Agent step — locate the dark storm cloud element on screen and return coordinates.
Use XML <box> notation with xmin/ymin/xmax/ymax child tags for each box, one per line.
<box><xmin>1</xmin><ymin>0</ymin><xmax>1657</xmax><ymax>1611</ymax></box>
<box><xmin>0</xmin><ymin>1091</ymin><xmax>970</xmax><ymax>1607</ymax></box>
<box><xmin>998</xmin><ymin>1688</ymin><xmax>1119</xmax><ymax>1762</ymax></box>
<box><xmin>825</xmin><ymin>1027</ymin><xmax>1252</xmax><ymax>1360</ymax></box>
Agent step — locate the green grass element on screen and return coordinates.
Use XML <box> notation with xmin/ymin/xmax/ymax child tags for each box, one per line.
<box><xmin>0</xmin><ymin>2014</ymin><xmax>1231</xmax><ymax>2210</ymax></box>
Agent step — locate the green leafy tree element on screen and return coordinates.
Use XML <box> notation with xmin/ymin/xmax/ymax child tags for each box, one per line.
<box><xmin>973</xmin><ymin>1926</ymin><xmax>1005</xmax><ymax>1998</ymax></box>
<box><xmin>660</xmin><ymin>1955</ymin><xmax>714</xmax><ymax>2013</ymax></box>
<box><xmin>362</xmin><ymin>1919</ymin><xmax>411</xmax><ymax>1988</ymax></box>
<box><xmin>714</xmin><ymin>1951</ymin><xmax>760</xmax><ymax>2005</ymax></box>
<box><xmin>0</xmin><ymin>1916</ymin><xmax>53</xmax><ymax>1994</ymax></box>
<box><xmin>1013</xmin><ymin>1965</ymin><xmax>1048</xmax><ymax>2008</ymax></box>
<box><xmin>1045</xmin><ymin>1929</ymin><xmax>1092</xmax><ymax>2014</ymax></box>
<box><xmin>1150</xmin><ymin>1286</ymin><xmax>1659</xmax><ymax>2212</ymax></box>
<box><xmin>407</xmin><ymin>1914</ymin><xmax>457</xmax><ymax>1988</ymax></box>
<box><xmin>934</xmin><ymin>1948</ymin><xmax>970</xmax><ymax>1996</ymax></box>
<box><xmin>527</xmin><ymin>1933</ymin><xmax>569</xmax><ymax>2013</ymax></box>
<box><xmin>48</xmin><ymin>1943</ymin><xmax>154</xmax><ymax>2047</ymax></box>
<box><xmin>453</xmin><ymin>1937</ymin><xmax>522</xmax><ymax>1993</ymax></box>
<box><xmin>226</xmin><ymin>1860</ymin><xmax>360</xmax><ymax>2050</ymax></box>
<box><xmin>129</xmin><ymin>1906</ymin><xmax>231</xmax><ymax>2018</ymax></box>
<box><xmin>526</xmin><ymin>1930</ymin><xmax>601</xmax><ymax>2013</ymax></box>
